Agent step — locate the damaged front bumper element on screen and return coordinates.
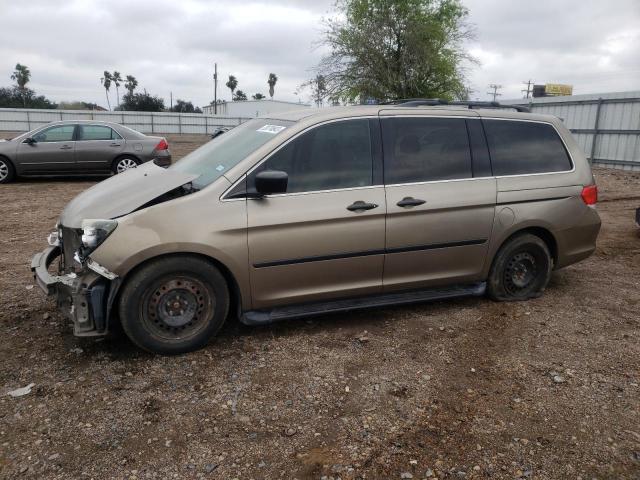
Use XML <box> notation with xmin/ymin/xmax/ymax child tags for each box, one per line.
<box><xmin>31</xmin><ymin>246</ymin><xmax>117</xmax><ymax>336</ymax></box>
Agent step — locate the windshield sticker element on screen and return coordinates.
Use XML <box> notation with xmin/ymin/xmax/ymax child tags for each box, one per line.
<box><xmin>257</xmin><ymin>125</ymin><xmax>286</xmax><ymax>134</ymax></box>
<box><xmin>215</xmin><ymin>164</ymin><xmax>225</xmax><ymax>172</ymax></box>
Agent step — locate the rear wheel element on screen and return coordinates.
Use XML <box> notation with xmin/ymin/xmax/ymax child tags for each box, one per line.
<box><xmin>0</xmin><ymin>157</ymin><xmax>16</xmax><ymax>184</ymax></box>
<box><xmin>487</xmin><ymin>233</ymin><xmax>552</xmax><ymax>301</ymax></box>
<box><xmin>112</xmin><ymin>156</ymin><xmax>140</xmax><ymax>174</ymax></box>
<box><xmin>119</xmin><ymin>256</ymin><xmax>230</xmax><ymax>354</ymax></box>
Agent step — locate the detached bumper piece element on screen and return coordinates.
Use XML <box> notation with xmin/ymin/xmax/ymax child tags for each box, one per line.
<box><xmin>31</xmin><ymin>246</ymin><xmax>109</xmax><ymax>336</ymax></box>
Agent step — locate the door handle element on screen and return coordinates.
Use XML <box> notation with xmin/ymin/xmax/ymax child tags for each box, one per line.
<box><xmin>397</xmin><ymin>197</ymin><xmax>426</xmax><ymax>207</ymax></box>
<box><xmin>347</xmin><ymin>201</ymin><xmax>378</xmax><ymax>212</ymax></box>
<box><xmin>109</xmin><ymin>143</ymin><xmax>122</xmax><ymax>147</ymax></box>
<box><xmin>59</xmin><ymin>145</ymin><xmax>73</xmax><ymax>150</ymax></box>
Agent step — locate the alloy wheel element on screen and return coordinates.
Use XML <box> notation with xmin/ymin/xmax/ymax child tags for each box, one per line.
<box><xmin>116</xmin><ymin>158</ymin><xmax>138</xmax><ymax>173</ymax></box>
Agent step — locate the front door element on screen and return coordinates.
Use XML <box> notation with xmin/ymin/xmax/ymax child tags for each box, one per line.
<box><xmin>17</xmin><ymin>124</ymin><xmax>76</xmax><ymax>173</ymax></box>
<box><xmin>246</xmin><ymin>118</ymin><xmax>386</xmax><ymax>309</ymax></box>
<box><xmin>75</xmin><ymin>124</ymin><xmax>125</xmax><ymax>171</ymax></box>
<box><xmin>381</xmin><ymin>115</ymin><xmax>497</xmax><ymax>291</ymax></box>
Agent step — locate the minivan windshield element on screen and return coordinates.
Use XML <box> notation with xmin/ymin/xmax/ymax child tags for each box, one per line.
<box><xmin>171</xmin><ymin>118</ymin><xmax>293</xmax><ymax>189</ymax></box>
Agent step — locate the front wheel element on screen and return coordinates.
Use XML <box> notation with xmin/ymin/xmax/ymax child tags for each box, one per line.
<box><xmin>119</xmin><ymin>256</ymin><xmax>230</xmax><ymax>354</ymax></box>
<box><xmin>487</xmin><ymin>233</ymin><xmax>552</xmax><ymax>301</ymax></box>
<box><xmin>112</xmin><ymin>156</ymin><xmax>140</xmax><ymax>174</ymax></box>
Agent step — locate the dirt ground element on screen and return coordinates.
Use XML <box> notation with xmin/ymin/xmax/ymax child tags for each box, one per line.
<box><xmin>0</xmin><ymin>132</ymin><xmax>639</xmax><ymax>480</ymax></box>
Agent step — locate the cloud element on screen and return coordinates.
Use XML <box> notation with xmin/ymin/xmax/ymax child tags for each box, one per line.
<box><xmin>0</xmin><ymin>0</ymin><xmax>637</xmax><ymax>108</ymax></box>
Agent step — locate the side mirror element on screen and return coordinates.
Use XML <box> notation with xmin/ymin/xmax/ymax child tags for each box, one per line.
<box><xmin>255</xmin><ymin>170</ymin><xmax>288</xmax><ymax>195</ymax></box>
<box><xmin>23</xmin><ymin>137</ymin><xmax>36</xmax><ymax>145</ymax></box>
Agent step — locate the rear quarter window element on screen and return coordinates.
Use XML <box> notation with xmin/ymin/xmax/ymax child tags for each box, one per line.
<box><xmin>483</xmin><ymin>120</ymin><xmax>573</xmax><ymax>176</ymax></box>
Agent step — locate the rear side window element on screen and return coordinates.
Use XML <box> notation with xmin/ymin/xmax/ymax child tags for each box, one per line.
<box><xmin>382</xmin><ymin>117</ymin><xmax>472</xmax><ymax>184</ymax></box>
<box><xmin>79</xmin><ymin>125</ymin><xmax>120</xmax><ymax>141</ymax></box>
<box><xmin>483</xmin><ymin>120</ymin><xmax>572</xmax><ymax>176</ymax></box>
<box><xmin>255</xmin><ymin>119</ymin><xmax>373</xmax><ymax>193</ymax></box>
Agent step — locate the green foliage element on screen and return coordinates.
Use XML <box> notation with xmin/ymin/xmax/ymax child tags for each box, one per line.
<box><xmin>170</xmin><ymin>99</ymin><xmax>201</xmax><ymax>113</ymax></box>
<box><xmin>226</xmin><ymin>75</ymin><xmax>238</xmax><ymax>97</ymax></box>
<box><xmin>100</xmin><ymin>71</ymin><xmax>113</xmax><ymax>110</ymax></box>
<box><xmin>0</xmin><ymin>86</ymin><xmax>57</xmax><ymax>109</ymax></box>
<box><xmin>315</xmin><ymin>0</ymin><xmax>475</xmax><ymax>102</ymax></box>
<box><xmin>121</xmin><ymin>91</ymin><xmax>165</xmax><ymax>112</ymax></box>
<box><xmin>112</xmin><ymin>71</ymin><xmax>122</xmax><ymax>106</ymax></box>
<box><xmin>233</xmin><ymin>90</ymin><xmax>247</xmax><ymax>101</ymax></box>
<box><xmin>252</xmin><ymin>93</ymin><xmax>266</xmax><ymax>100</ymax></box>
<box><xmin>267</xmin><ymin>73</ymin><xmax>278</xmax><ymax>99</ymax></box>
<box><xmin>125</xmin><ymin>75</ymin><xmax>138</xmax><ymax>96</ymax></box>
<box><xmin>11</xmin><ymin>64</ymin><xmax>31</xmax><ymax>90</ymax></box>
<box><xmin>58</xmin><ymin>101</ymin><xmax>101</xmax><ymax>110</ymax></box>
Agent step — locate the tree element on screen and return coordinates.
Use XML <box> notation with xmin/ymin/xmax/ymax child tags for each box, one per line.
<box><xmin>233</xmin><ymin>90</ymin><xmax>247</xmax><ymax>101</ymax></box>
<box><xmin>170</xmin><ymin>99</ymin><xmax>201</xmax><ymax>113</ymax></box>
<box><xmin>313</xmin><ymin>0</ymin><xmax>475</xmax><ymax>102</ymax></box>
<box><xmin>267</xmin><ymin>73</ymin><xmax>278</xmax><ymax>99</ymax></box>
<box><xmin>112</xmin><ymin>71</ymin><xmax>122</xmax><ymax>106</ymax></box>
<box><xmin>0</xmin><ymin>87</ymin><xmax>56</xmax><ymax>109</ymax></box>
<box><xmin>226</xmin><ymin>75</ymin><xmax>238</xmax><ymax>98</ymax></box>
<box><xmin>252</xmin><ymin>93</ymin><xmax>266</xmax><ymax>100</ymax></box>
<box><xmin>310</xmin><ymin>74</ymin><xmax>328</xmax><ymax>107</ymax></box>
<box><xmin>100</xmin><ymin>71</ymin><xmax>113</xmax><ymax>110</ymax></box>
<box><xmin>121</xmin><ymin>91</ymin><xmax>165</xmax><ymax>112</ymax></box>
<box><xmin>11</xmin><ymin>63</ymin><xmax>31</xmax><ymax>107</ymax></box>
<box><xmin>125</xmin><ymin>75</ymin><xmax>138</xmax><ymax>96</ymax></box>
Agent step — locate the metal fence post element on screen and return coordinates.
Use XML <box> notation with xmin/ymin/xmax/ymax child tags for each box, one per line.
<box><xmin>151</xmin><ymin>114</ymin><xmax>154</xmax><ymax>134</ymax></box>
<box><xmin>26</xmin><ymin>110</ymin><xmax>31</xmax><ymax>131</ymax></box>
<box><xmin>589</xmin><ymin>97</ymin><xmax>604</xmax><ymax>164</ymax></box>
<box><xmin>205</xmin><ymin>115</ymin><xmax>208</xmax><ymax>135</ymax></box>
<box><xmin>178</xmin><ymin>114</ymin><xmax>182</xmax><ymax>134</ymax></box>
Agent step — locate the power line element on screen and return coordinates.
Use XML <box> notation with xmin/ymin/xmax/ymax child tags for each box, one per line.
<box><xmin>487</xmin><ymin>84</ymin><xmax>503</xmax><ymax>102</ymax></box>
<box><xmin>522</xmin><ymin>79</ymin><xmax>534</xmax><ymax>99</ymax></box>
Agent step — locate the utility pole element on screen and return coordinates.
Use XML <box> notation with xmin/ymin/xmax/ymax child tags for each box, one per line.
<box><xmin>521</xmin><ymin>80</ymin><xmax>534</xmax><ymax>99</ymax></box>
<box><xmin>487</xmin><ymin>84</ymin><xmax>503</xmax><ymax>102</ymax></box>
<box><xmin>213</xmin><ymin>63</ymin><xmax>218</xmax><ymax>115</ymax></box>
<box><xmin>170</xmin><ymin>91</ymin><xmax>173</xmax><ymax>110</ymax></box>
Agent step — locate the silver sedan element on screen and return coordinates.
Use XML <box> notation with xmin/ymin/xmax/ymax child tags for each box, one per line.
<box><xmin>0</xmin><ymin>120</ymin><xmax>171</xmax><ymax>183</ymax></box>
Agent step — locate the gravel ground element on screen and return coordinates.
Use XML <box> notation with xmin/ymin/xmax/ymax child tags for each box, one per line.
<box><xmin>0</xmin><ymin>132</ymin><xmax>639</xmax><ymax>480</ymax></box>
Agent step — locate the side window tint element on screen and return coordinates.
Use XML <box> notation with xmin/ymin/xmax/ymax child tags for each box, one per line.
<box><xmin>33</xmin><ymin>125</ymin><xmax>75</xmax><ymax>142</ymax></box>
<box><xmin>79</xmin><ymin>125</ymin><xmax>114</xmax><ymax>141</ymax></box>
<box><xmin>483</xmin><ymin>120</ymin><xmax>572</xmax><ymax>175</ymax></box>
<box><xmin>382</xmin><ymin>117</ymin><xmax>472</xmax><ymax>184</ymax></box>
<box><xmin>256</xmin><ymin>119</ymin><xmax>373</xmax><ymax>193</ymax></box>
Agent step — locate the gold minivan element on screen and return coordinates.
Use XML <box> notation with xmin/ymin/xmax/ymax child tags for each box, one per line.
<box><xmin>32</xmin><ymin>102</ymin><xmax>602</xmax><ymax>354</ymax></box>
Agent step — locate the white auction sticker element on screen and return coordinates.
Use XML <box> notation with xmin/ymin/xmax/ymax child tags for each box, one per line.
<box><xmin>257</xmin><ymin>125</ymin><xmax>286</xmax><ymax>134</ymax></box>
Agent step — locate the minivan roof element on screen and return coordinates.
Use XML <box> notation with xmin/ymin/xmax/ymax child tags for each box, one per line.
<box><xmin>267</xmin><ymin>104</ymin><xmax>561</xmax><ymax>125</ymax></box>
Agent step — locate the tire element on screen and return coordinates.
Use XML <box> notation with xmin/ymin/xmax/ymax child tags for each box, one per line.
<box><xmin>118</xmin><ymin>256</ymin><xmax>230</xmax><ymax>354</ymax></box>
<box><xmin>487</xmin><ymin>233</ymin><xmax>553</xmax><ymax>302</ymax></box>
<box><xmin>0</xmin><ymin>157</ymin><xmax>16</xmax><ymax>184</ymax></box>
<box><xmin>112</xmin><ymin>156</ymin><xmax>140</xmax><ymax>174</ymax></box>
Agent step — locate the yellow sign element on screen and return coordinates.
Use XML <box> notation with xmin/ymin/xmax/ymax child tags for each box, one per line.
<box><xmin>545</xmin><ymin>84</ymin><xmax>573</xmax><ymax>96</ymax></box>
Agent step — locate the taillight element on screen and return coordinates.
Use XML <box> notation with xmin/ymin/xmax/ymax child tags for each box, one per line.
<box><xmin>155</xmin><ymin>138</ymin><xmax>169</xmax><ymax>150</ymax></box>
<box><xmin>581</xmin><ymin>185</ymin><xmax>598</xmax><ymax>205</ymax></box>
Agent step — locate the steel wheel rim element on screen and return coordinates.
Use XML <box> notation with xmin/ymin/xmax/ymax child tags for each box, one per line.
<box><xmin>116</xmin><ymin>158</ymin><xmax>137</xmax><ymax>173</ymax></box>
<box><xmin>0</xmin><ymin>161</ymin><xmax>8</xmax><ymax>181</ymax></box>
<box><xmin>504</xmin><ymin>252</ymin><xmax>538</xmax><ymax>295</ymax></box>
<box><xmin>142</xmin><ymin>277</ymin><xmax>214</xmax><ymax>341</ymax></box>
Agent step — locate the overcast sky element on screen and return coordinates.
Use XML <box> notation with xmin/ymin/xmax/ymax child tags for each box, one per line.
<box><xmin>0</xmin><ymin>0</ymin><xmax>638</xmax><ymax>108</ymax></box>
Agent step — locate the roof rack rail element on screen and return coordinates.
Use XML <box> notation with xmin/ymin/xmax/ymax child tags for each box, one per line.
<box><xmin>382</xmin><ymin>98</ymin><xmax>530</xmax><ymax>113</ymax></box>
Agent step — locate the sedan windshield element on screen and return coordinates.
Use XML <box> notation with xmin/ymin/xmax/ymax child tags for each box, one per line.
<box><xmin>171</xmin><ymin>118</ymin><xmax>293</xmax><ymax>189</ymax></box>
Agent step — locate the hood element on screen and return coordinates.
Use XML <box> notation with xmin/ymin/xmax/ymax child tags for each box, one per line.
<box><xmin>60</xmin><ymin>162</ymin><xmax>199</xmax><ymax>228</ymax></box>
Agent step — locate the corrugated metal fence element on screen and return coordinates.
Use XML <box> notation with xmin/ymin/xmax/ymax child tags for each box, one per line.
<box><xmin>0</xmin><ymin>108</ymin><xmax>251</xmax><ymax>135</ymax></box>
<box><xmin>511</xmin><ymin>91</ymin><xmax>640</xmax><ymax>171</ymax></box>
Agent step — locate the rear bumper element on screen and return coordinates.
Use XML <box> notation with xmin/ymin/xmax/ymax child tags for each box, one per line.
<box><xmin>152</xmin><ymin>150</ymin><xmax>172</xmax><ymax>167</ymax></box>
<box><xmin>555</xmin><ymin>207</ymin><xmax>602</xmax><ymax>269</ymax></box>
<box><xmin>31</xmin><ymin>246</ymin><xmax>109</xmax><ymax>336</ymax></box>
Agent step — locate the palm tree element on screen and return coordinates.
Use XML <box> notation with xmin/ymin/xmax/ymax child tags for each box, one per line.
<box><xmin>112</xmin><ymin>71</ymin><xmax>122</xmax><ymax>106</ymax></box>
<box><xmin>11</xmin><ymin>64</ymin><xmax>31</xmax><ymax>107</ymax></box>
<box><xmin>234</xmin><ymin>90</ymin><xmax>247</xmax><ymax>101</ymax></box>
<box><xmin>124</xmin><ymin>75</ymin><xmax>138</xmax><ymax>96</ymax></box>
<box><xmin>252</xmin><ymin>93</ymin><xmax>265</xmax><ymax>100</ymax></box>
<box><xmin>267</xmin><ymin>73</ymin><xmax>278</xmax><ymax>99</ymax></box>
<box><xmin>226</xmin><ymin>75</ymin><xmax>238</xmax><ymax>99</ymax></box>
<box><xmin>100</xmin><ymin>71</ymin><xmax>113</xmax><ymax>110</ymax></box>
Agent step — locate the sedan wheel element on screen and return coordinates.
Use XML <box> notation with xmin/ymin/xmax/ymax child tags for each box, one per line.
<box><xmin>114</xmin><ymin>157</ymin><xmax>139</xmax><ymax>174</ymax></box>
<box><xmin>0</xmin><ymin>158</ymin><xmax>16</xmax><ymax>184</ymax></box>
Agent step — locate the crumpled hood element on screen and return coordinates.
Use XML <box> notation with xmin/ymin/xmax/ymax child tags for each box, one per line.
<box><xmin>60</xmin><ymin>162</ymin><xmax>199</xmax><ymax>228</ymax></box>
